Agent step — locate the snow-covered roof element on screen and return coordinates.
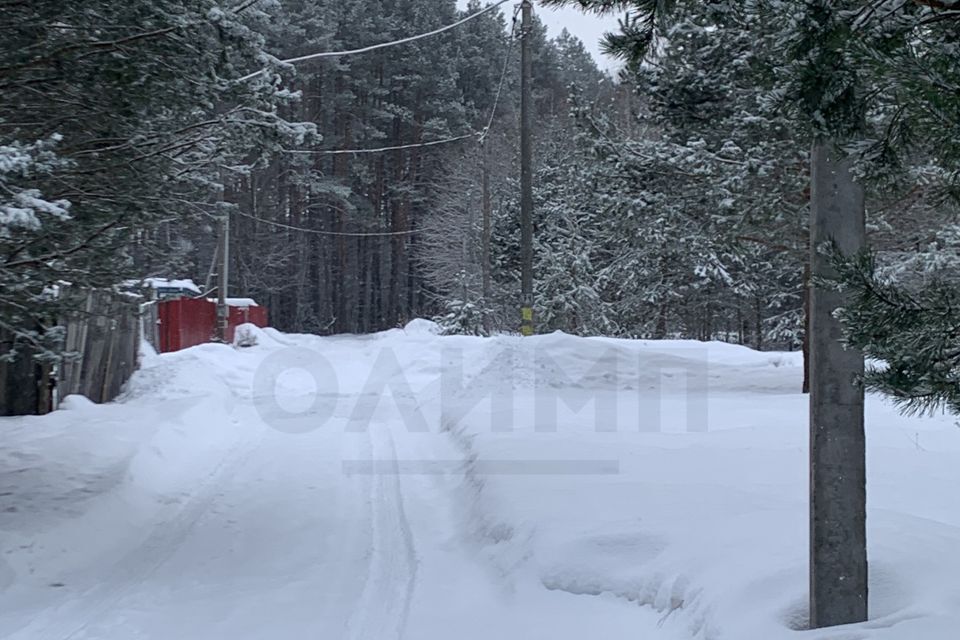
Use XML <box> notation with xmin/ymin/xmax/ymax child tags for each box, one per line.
<box><xmin>124</xmin><ymin>278</ymin><xmax>202</xmax><ymax>293</ymax></box>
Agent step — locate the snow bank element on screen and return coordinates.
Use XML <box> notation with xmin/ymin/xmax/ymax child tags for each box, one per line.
<box><xmin>232</xmin><ymin>322</ymin><xmax>288</xmax><ymax>349</ymax></box>
<box><xmin>439</xmin><ymin>334</ymin><xmax>960</xmax><ymax>640</ymax></box>
<box><xmin>0</xmin><ymin>338</ymin><xmax>276</xmax><ymax>599</ymax></box>
<box><xmin>404</xmin><ymin>318</ymin><xmax>443</xmax><ymax>335</ymax></box>
<box><xmin>1</xmin><ymin>329</ymin><xmax>957</xmax><ymax>640</ymax></box>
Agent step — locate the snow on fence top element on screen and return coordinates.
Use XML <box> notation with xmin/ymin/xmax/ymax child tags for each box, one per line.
<box><xmin>205</xmin><ymin>297</ymin><xmax>259</xmax><ymax>308</ymax></box>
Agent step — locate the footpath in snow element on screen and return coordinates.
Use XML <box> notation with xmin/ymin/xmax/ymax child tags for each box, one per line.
<box><xmin>1</xmin><ymin>322</ymin><xmax>958</xmax><ymax>640</ymax></box>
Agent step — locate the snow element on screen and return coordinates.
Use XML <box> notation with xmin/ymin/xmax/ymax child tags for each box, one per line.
<box><xmin>126</xmin><ymin>278</ymin><xmax>203</xmax><ymax>294</ymax></box>
<box><xmin>1</xmin><ymin>328</ymin><xmax>958</xmax><ymax>639</ymax></box>
<box><xmin>203</xmin><ymin>297</ymin><xmax>260</xmax><ymax>307</ymax></box>
<box><xmin>403</xmin><ymin>318</ymin><xmax>442</xmax><ymax>335</ymax></box>
<box><xmin>0</xmin><ymin>190</ymin><xmax>71</xmax><ymax>232</ymax></box>
<box><xmin>2</xmin><ymin>137</ymin><xmax>72</xmax><ymax>235</ymax></box>
<box><xmin>225</xmin><ymin>297</ymin><xmax>259</xmax><ymax>307</ymax></box>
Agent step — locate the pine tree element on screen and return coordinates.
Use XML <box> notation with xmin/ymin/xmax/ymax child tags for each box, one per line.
<box><xmin>1</xmin><ymin>0</ymin><xmax>307</xmax><ymax>357</ymax></box>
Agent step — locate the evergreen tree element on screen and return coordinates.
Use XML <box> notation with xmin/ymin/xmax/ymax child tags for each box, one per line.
<box><xmin>832</xmin><ymin>247</ymin><xmax>960</xmax><ymax>415</ymax></box>
<box><xmin>1</xmin><ymin>0</ymin><xmax>307</xmax><ymax>356</ymax></box>
<box><xmin>222</xmin><ymin>0</ymin><xmax>514</xmax><ymax>335</ymax></box>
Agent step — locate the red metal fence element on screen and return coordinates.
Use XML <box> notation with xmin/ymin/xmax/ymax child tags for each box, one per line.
<box><xmin>156</xmin><ymin>298</ymin><xmax>268</xmax><ymax>353</ymax></box>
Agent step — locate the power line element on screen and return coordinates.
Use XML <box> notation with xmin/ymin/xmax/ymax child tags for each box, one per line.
<box><xmin>234</xmin><ymin>209</ymin><xmax>419</xmax><ymax>237</ymax></box>
<box><xmin>283</xmin><ymin>133</ymin><xmax>480</xmax><ymax>156</ymax></box>
<box><xmin>481</xmin><ymin>3</ymin><xmax>521</xmax><ymax>143</ymax></box>
<box><xmin>238</xmin><ymin>0</ymin><xmax>511</xmax><ymax>82</ymax></box>
<box><xmin>282</xmin><ymin>8</ymin><xmax>519</xmax><ymax>157</ymax></box>
<box><xmin>246</xmin><ymin>2</ymin><xmax>519</xmax><ymax>240</ymax></box>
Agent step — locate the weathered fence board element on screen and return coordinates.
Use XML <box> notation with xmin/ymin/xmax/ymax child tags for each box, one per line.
<box><xmin>0</xmin><ymin>289</ymin><xmax>141</xmax><ymax>416</ymax></box>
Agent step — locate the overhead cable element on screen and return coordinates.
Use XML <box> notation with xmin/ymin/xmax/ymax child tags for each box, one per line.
<box><xmin>282</xmin><ymin>4</ymin><xmax>519</xmax><ymax>156</ymax></box>
<box><xmin>238</xmin><ymin>0</ymin><xmax>511</xmax><ymax>82</ymax></box>
<box><xmin>235</xmin><ymin>209</ymin><xmax>419</xmax><ymax>237</ymax></box>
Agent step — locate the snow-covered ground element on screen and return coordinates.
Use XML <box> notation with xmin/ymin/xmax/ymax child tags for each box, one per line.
<box><xmin>1</xmin><ymin>324</ymin><xmax>958</xmax><ymax>640</ymax></box>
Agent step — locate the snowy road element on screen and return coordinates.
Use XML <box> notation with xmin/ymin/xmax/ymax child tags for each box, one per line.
<box><xmin>2</xmin><ymin>325</ymin><xmax>960</xmax><ymax>639</ymax></box>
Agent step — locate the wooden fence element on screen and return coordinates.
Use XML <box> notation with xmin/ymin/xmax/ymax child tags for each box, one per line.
<box><xmin>0</xmin><ymin>289</ymin><xmax>141</xmax><ymax>416</ymax></box>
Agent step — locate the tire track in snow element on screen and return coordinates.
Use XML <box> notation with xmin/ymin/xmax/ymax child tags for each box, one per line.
<box><xmin>346</xmin><ymin>422</ymin><xmax>419</xmax><ymax>640</ymax></box>
<box><xmin>6</xmin><ymin>427</ymin><xmax>265</xmax><ymax>640</ymax></box>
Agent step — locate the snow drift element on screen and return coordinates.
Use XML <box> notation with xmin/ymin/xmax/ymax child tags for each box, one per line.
<box><xmin>0</xmin><ymin>327</ymin><xmax>957</xmax><ymax>640</ymax></box>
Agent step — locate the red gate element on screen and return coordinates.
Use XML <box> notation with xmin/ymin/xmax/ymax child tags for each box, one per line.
<box><xmin>156</xmin><ymin>298</ymin><xmax>268</xmax><ymax>353</ymax></box>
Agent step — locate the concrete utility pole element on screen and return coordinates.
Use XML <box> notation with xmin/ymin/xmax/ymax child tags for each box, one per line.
<box><xmin>519</xmin><ymin>0</ymin><xmax>534</xmax><ymax>337</ymax></box>
<box><xmin>809</xmin><ymin>140</ymin><xmax>868</xmax><ymax>628</ymax></box>
<box><xmin>216</xmin><ymin>211</ymin><xmax>230</xmax><ymax>342</ymax></box>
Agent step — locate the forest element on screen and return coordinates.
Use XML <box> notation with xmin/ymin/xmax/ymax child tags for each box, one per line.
<box><xmin>3</xmin><ymin>1</ymin><xmax>960</xmax><ymax>636</ymax></box>
<box><xmin>2</xmin><ymin>0</ymin><xmax>959</xmax><ymax>407</ymax></box>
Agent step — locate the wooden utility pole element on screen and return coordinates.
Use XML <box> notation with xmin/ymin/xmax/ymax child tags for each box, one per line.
<box><xmin>481</xmin><ymin>145</ymin><xmax>493</xmax><ymax>333</ymax></box>
<box><xmin>809</xmin><ymin>140</ymin><xmax>867</xmax><ymax>628</ymax></box>
<box><xmin>519</xmin><ymin>0</ymin><xmax>534</xmax><ymax>336</ymax></box>
<box><xmin>216</xmin><ymin>210</ymin><xmax>230</xmax><ymax>342</ymax></box>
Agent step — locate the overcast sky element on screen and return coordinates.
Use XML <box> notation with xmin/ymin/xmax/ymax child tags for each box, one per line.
<box><xmin>455</xmin><ymin>1</ymin><xmax>624</xmax><ymax>72</ymax></box>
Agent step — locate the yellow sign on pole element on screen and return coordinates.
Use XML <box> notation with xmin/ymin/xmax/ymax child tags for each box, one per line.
<box><xmin>521</xmin><ymin>306</ymin><xmax>533</xmax><ymax>336</ymax></box>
